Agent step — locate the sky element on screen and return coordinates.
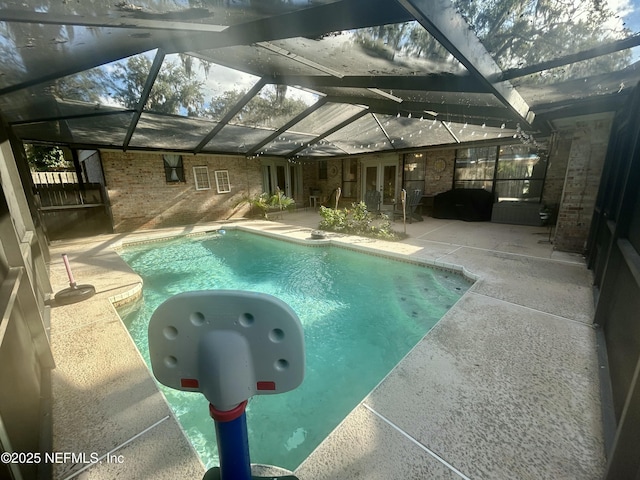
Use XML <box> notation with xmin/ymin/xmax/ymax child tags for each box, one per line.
<box><xmin>605</xmin><ymin>0</ymin><xmax>640</xmax><ymax>31</ymax></box>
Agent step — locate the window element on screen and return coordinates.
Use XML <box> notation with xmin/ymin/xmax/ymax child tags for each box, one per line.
<box><xmin>403</xmin><ymin>153</ymin><xmax>426</xmax><ymax>192</ymax></box>
<box><xmin>193</xmin><ymin>166</ymin><xmax>211</xmax><ymax>190</ymax></box>
<box><xmin>214</xmin><ymin>170</ymin><xmax>231</xmax><ymax>193</ymax></box>
<box><xmin>262</xmin><ymin>161</ymin><xmax>288</xmax><ymax>195</ymax></box>
<box><xmin>163</xmin><ymin>154</ymin><xmax>185</xmax><ymax>182</ymax></box>
<box><xmin>495</xmin><ymin>146</ymin><xmax>545</xmax><ymax>202</ymax></box>
<box><xmin>454</xmin><ymin>145</ymin><xmax>546</xmax><ymax>202</ymax></box>
<box><xmin>342</xmin><ymin>158</ymin><xmax>358</xmax><ymax>197</ymax></box>
<box><xmin>454</xmin><ymin>147</ymin><xmax>497</xmax><ymax>192</ymax></box>
<box><xmin>289</xmin><ymin>164</ymin><xmax>301</xmax><ymax>200</ymax></box>
<box><xmin>318</xmin><ymin>160</ymin><xmax>328</xmax><ymax>180</ymax></box>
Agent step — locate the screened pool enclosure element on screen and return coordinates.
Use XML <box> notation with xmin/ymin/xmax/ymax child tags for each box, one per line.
<box><xmin>2</xmin><ymin>1</ymin><xmax>640</xmax><ymax>479</ymax></box>
<box><xmin>2</xmin><ymin>0</ymin><xmax>640</xmax><ymax>158</ymax></box>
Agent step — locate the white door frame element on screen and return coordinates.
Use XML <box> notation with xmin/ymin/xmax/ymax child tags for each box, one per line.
<box><xmin>361</xmin><ymin>157</ymin><xmax>399</xmax><ymax>212</ymax></box>
<box><xmin>262</xmin><ymin>159</ymin><xmax>301</xmax><ymax>199</ymax></box>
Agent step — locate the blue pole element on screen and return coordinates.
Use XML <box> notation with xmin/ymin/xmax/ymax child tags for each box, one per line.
<box><xmin>210</xmin><ymin>401</ymin><xmax>251</xmax><ymax>480</ymax></box>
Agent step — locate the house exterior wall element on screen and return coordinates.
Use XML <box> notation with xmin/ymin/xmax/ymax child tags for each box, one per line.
<box><xmin>424</xmin><ymin>149</ymin><xmax>455</xmax><ymax>195</ymax></box>
<box><xmin>301</xmin><ymin>162</ymin><xmax>316</xmax><ymax>204</ymax></box>
<box><xmin>552</xmin><ymin>114</ymin><xmax>614</xmax><ymax>253</ymax></box>
<box><xmin>303</xmin><ymin>154</ymin><xmax>403</xmax><ymax>207</ymax></box>
<box><xmin>323</xmin><ymin>158</ymin><xmax>344</xmax><ymax>203</ymax></box>
<box><xmin>98</xmin><ymin>116</ymin><xmax>612</xmax><ymax>252</ymax></box>
<box><xmin>542</xmin><ymin>134</ymin><xmax>571</xmax><ymax>209</ymax></box>
<box><xmin>303</xmin><ymin>148</ymin><xmax>456</xmax><ymax>208</ymax></box>
<box><xmin>360</xmin><ymin>151</ymin><xmax>402</xmax><ymax>194</ymax></box>
<box><xmin>302</xmin><ymin>151</ymin><xmax>455</xmax><ymax>209</ymax></box>
<box><xmin>101</xmin><ymin>150</ymin><xmax>263</xmax><ymax>232</ymax></box>
<box><xmin>301</xmin><ymin>158</ymin><xmax>343</xmax><ymax>207</ymax></box>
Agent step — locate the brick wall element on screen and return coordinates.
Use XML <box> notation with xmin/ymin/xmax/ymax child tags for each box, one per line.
<box><xmin>553</xmin><ymin>114</ymin><xmax>614</xmax><ymax>253</ymax></box>
<box><xmin>542</xmin><ymin>134</ymin><xmax>571</xmax><ymax>209</ymax></box>
<box><xmin>301</xmin><ymin>158</ymin><xmax>343</xmax><ymax>206</ymax></box>
<box><xmin>101</xmin><ymin>150</ymin><xmax>263</xmax><ymax>232</ymax></box>
<box><xmin>424</xmin><ymin>149</ymin><xmax>455</xmax><ymax>195</ymax></box>
<box><xmin>302</xmin><ymin>151</ymin><xmax>453</xmax><ymax>207</ymax></box>
<box><xmin>303</xmin><ymin>154</ymin><xmax>406</xmax><ymax>207</ymax></box>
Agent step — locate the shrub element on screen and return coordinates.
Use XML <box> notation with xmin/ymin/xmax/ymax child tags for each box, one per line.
<box><xmin>319</xmin><ymin>202</ymin><xmax>404</xmax><ymax>240</ymax></box>
<box><xmin>247</xmin><ymin>191</ymin><xmax>296</xmax><ymax>218</ymax></box>
<box><xmin>319</xmin><ymin>206</ymin><xmax>348</xmax><ymax>231</ymax></box>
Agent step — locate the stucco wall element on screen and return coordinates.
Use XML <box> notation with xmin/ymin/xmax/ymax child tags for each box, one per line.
<box><xmin>101</xmin><ymin>150</ymin><xmax>262</xmax><ymax>232</ymax></box>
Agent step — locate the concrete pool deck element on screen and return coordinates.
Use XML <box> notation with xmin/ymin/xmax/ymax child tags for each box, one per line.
<box><xmin>47</xmin><ymin>212</ymin><xmax>605</xmax><ymax>479</ymax></box>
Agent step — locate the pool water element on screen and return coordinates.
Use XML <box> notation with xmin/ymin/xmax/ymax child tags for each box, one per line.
<box><xmin>117</xmin><ymin>230</ymin><xmax>469</xmax><ymax>471</ymax></box>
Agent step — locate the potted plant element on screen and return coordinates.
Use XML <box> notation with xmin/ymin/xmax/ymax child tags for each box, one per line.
<box><xmin>247</xmin><ymin>190</ymin><xmax>296</xmax><ymax>219</ymax></box>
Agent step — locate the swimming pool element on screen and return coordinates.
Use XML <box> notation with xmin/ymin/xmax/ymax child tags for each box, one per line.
<box><xmin>117</xmin><ymin>229</ymin><xmax>470</xmax><ymax>471</ymax></box>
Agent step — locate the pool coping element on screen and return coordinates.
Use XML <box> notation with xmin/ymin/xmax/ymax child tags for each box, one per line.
<box><xmin>113</xmin><ymin>222</ymin><xmax>480</xmax><ymax>282</ymax></box>
<box><xmin>106</xmin><ymin>221</ymin><xmax>479</xmax><ymax>315</ymax></box>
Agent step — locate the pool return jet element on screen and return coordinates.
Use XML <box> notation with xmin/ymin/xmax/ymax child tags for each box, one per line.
<box><xmin>148</xmin><ymin>290</ymin><xmax>305</xmax><ymax>480</ymax></box>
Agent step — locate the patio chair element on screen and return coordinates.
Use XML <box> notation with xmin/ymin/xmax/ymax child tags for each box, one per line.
<box><xmin>364</xmin><ymin>190</ymin><xmax>381</xmax><ymax>213</ymax></box>
<box><xmin>394</xmin><ymin>189</ymin><xmax>424</xmax><ymax>223</ymax></box>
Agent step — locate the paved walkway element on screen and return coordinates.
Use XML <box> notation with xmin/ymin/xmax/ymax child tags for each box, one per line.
<box><xmin>47</xmin><ymin>212</ymin><xmax>605</xmax><ymax>479</ymax></box>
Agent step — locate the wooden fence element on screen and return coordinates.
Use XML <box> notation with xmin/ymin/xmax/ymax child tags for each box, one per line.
<box><xmin>31</xmin><ymin>171</ymin><xmax>79</xmax><ymax>185</ymax></box>
<box><xmin>31</xmin><ymin>170</ymin><xmax>112</xmax><ymax>238</ymax></box>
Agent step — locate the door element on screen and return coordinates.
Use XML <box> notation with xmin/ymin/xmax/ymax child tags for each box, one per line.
<box><xmin>263</xmin><ymin>160</ymin><xmax>301</xmax><ymax>200</ymax></box>
<box><xmin>362</xmin><ymin>159</ymin><xmax>398</xmax><ymax>212</ymax></box>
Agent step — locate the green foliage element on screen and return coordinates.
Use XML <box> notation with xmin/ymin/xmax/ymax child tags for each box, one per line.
<box><xmin>111</xmin><ymin>56</ymin><xmax>205</xmax><ymax>115</ymax></box>
<box><xmin>354</xmin><ymin>3</ymin><xmax>631</xmax><ymax>83</ymax></box>
<box><xmin>248</xmin><ymin>191</ymin><xmax>296</xmax><ymax>218</ymax></box>
<box><xmin>206</xmin><ymin>90</ymin><xmax>246</xmax><ymax>120</ymax></box>
<box><xmin>349</xmin><ymin>201</ymin><xmax>371</xmax><ymax>231</ymax></box>
<box><xmin>53</xmin><ymin>69</ymin><xmax>112</xmax><ymax>104</ymax></box>
<box><xmin>354</xmin><ymin>22</ymin><xmax>450</xmax><ymax>62</ymax></box>
<box><xmin>204</xmin><ymin>85</ymin><xmax>309</xmax><ymax>127</ymax></box>
<box><xmin>318</xmin><ymin>202</ymin><xmax>402</xmax><ymax>240</ymax></box>
<box><xmin>454</xmin><ymin>0</ymin><xmax>631</xmax><ymax>78</ymax></box>
<box><xmin>319</xmin><ymin>206</ymin><xmax>349</xmax><ymax>232</ymax></box>
<box><xmin>105</xmin><ymin>55</ymin><xmax>310</xmax><ymax>123</ymax></box>
<box><xmin>25</xmin><ymin>145</ymin><xmax>71</xmax><ymax>171</ymax></box>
